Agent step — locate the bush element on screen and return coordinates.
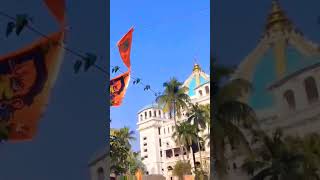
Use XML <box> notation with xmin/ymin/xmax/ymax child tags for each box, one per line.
<box><xmin>173</xmin><ymin>161</ymin><xmax>192</xmax><ymax>180</ymax></box>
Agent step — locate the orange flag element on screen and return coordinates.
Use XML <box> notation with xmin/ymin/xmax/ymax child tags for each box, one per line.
<box><xmin>135</xmin><ymin>169</ymin><xmax>142</xmax><ymax>180</ymax></box>
<box><xmin>0</xmin><ymin>32</ymin><xmax>65</xmax><ymax>141</ymax></box>
<box><xmin>110</xmin><ymin>71</ymin><xmax>130</xmax><ymax>107</ymax></box>
<box><xmin>117</xmin><ymin>28</ymin><xmax>133</xmax><ymax>69</ymax></box>
<box><xmin>43</xmin><ymin>0</ymin><xmax>66</xmax><ymax>27</ymax></box>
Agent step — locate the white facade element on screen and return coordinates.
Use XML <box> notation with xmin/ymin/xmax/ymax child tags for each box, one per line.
<box><xmin>137</xmin><ymin>64</ymin><xmax>210</xmax><ymax>180</ymax></box>
<box><xmin>226</xmin><ymin>1</ymin><xmax>320</xmax><ymax>179</ymax></box>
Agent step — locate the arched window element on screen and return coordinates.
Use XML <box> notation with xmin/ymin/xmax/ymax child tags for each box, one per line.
<box><xmin>158</xmin><ymin>110</ymin><xmax>161</xmax><ymax>117</ymax></box>
<box><xmin>205</xmin><ymin>86</ymin><xmax>209</xmax><ymax>94</ymax></box>
<box><xmin>199</xmin><ymin>90</ymin><xmax>203</xmax><ymax>96</ymax></box>
<box><xmin>154</xmin><ymin>111</ymin><xmax>157</xmax><ymax>117</ymax></box>
<box><xmin>304</xmin><ymin>76</ymin><xmax>319</xmax><ymax>103</ymax></box>
<box><xmin>283</xmin><ymin>90</ymin><xmax>296</xmax><ymax>110</ymax></box>
<box><xmin>144</xmin><ymin>112</ymin><xmax>147</xmax><ymax>119</ymax></box>
<box><xmin>97</xmin><ymin>167</ymin><xmax>104</xmax><ymax>180</ymax></box>
<box><xmin>149</xmin><ymin>111</ymin><xmax>152</xmax><ymax>117</ymax></box>
<box><xmin>140</xmin><ymin>114</ymin><xmax>143</xmax><ymax>121</ymax></box>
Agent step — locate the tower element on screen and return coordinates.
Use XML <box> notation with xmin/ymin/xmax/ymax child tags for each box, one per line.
<box><xmin>136</xmin><ymin>104</ymin><xmax>168</xmax><ymax>175</ymax></box>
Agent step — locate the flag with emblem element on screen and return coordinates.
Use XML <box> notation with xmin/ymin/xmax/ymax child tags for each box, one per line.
<box><xmin>110</xmin><ymin>71</ymin><xmax>130</xmax><ymax>107</ymax></box>
<box><xmin>0</xmin><ymin>32</ymin><xmax>65</xmax><ymax>141</ymax></box>
<box><xmin>43</xmin><ymin>0</ymin><xmax>66</xmax><ymax>27</ymax></box>
<box><xmin>117</xmin><ymin>27</ymin><xmax>133</xmax><ymax>69</ymax></box>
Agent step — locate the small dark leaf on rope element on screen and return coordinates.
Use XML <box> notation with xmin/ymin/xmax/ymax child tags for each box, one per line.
<box><xmin>6</xmin><ymin>22</ymin><xmax>15</xmax><ymax>37</ymax></box>
<box><xmin>74</xmin><ymin>60</ymin><xmax>82</xmax><ymax>74</ymax></box>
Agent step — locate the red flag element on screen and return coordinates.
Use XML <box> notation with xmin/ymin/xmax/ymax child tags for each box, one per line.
<box><xmin>43</xmin><ymin>0</ymin><xmax>66</xmax><ymax>27</ymax></box>
<box><xmin>0</xmin><ymin>32</ymin><xmax>65</xmax><ymax>141</ymax></box>
<box><xmin>110</xmin><ymin>71</ymin><xmax>131</xmax><ymax>106</ymax></box>
<box><xmin>117</xmin><ymin>28</ymin><xmax>133</xmax><ymax>69</ymax></box>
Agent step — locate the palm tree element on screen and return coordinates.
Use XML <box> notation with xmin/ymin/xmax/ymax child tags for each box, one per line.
<box><xmin>186</xmin><ymin>103</ymin><xmax>209</xmax><ymax>170</ymax></box>
<box><xmin>110</xmin><ymin>127</ymin><xmax>136</xmax><ymax>176</ymax></box>
<box><xmin>156</xmin><ymin>77</ymin><xmax>191</xmax><ymax>160</ymax></box>
<box><xmin>128</xmin><ymin>151</ymin><xmax>147</xmax><ymax>175</ymax></box>
<box><xmin>173</xmin><ymin>121</ymin><xmax>198</xmax><ymax>171</ymax></box>
<box><xmin>111</xmin><ymin>126</ymin><xmax>136</xmax><ymax>149</ymax></box>
<box><xmin>244</xmin><ymin>130</ymin><xmax>320</xmax><ymax>180</ymax></box>
<box><xmin>211</xmin><ymin>64</ymin><xmax>257</xmax><ymax>180</ymax></box>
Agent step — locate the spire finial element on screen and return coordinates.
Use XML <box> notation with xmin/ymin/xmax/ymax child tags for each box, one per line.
<box><xmin>265</xmin><ymin>0</ymin><xmax>292</xmax><ymax>32</ymax></box>
<box><xmin>193</xmin><ymin>61</ymin><xmax>201</xmax><ymax>72</ymax></box>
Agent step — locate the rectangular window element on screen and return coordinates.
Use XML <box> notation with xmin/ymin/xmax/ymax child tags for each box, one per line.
<box><xmin>144</xmin><ymin>143</ymin><xmax>147</xmax><ymax>146</ymax></box>
<box><xmin>144</xmin><ymin>155</ymin><xmax>148</xmax><ymax>159</ymax></box>
<box><xmin>159</xmin><ymin>139</ymin><xmax>162</xmax><ymax>147</ymax></box>
<box><xmin>143</xmin><ymin>137</ymin><xmax>147</xmax><ymax>140</ymax></box>
<box><xmin>144</xmin><ymin>149</ymin><xmax>147</xmax><ymax>152</ymax></box>
<box><xmin>160</xmin><ymin>151</ymin><xmax>162</xmax><ymax>157</ymax></box>
<box><xmin>158</xmin><ymin>127</ymin><xmax>161</xmax><ymax>135</ymax></box>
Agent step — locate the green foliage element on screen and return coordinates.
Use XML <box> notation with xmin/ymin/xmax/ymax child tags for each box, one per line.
<box><xmin>128</xmin><ymin>151</ymin><xmax>147</xmax><ymax>175</ymax></box>
<box><xmin>187</xmin><ymin>103</ymin><xmax>208</xmax><ymax>131</ymax></box>
<box><xmin>73</xmin><ymin>60</ymin><xmax>82</xmax><ymax>74</ymax></box>
<box><xmin>173</xmin><ymin>122</ymin><xmax>198</xmax><ymax>148</ymax></box>
<box><xmin>212</xmin><ymin>66</ymin><xmax>257</xmax><ymax>179</ymax></box>
<box><xmin>5</xmin><ymin>14</ymin><xmax>31</xmax><ymax>37</ymax></box>
<box><xmin>133</xmin><ymin>78</ymin><xmax>141</xmax><ymax>85</ymax></box>
<box><xmin>173</xmin><ymin>161</ymin><xmax>192</xmax><ymax>179</ymax></box>
<box><xmin>112</xmin><ymin>66</ymin><xmax>120</xmax><ymax>73</ymax></box>
<box><xmin>156</xmin><ymin>77</ymin><xmax>190</xmax><ymax>118</ymax></box>
<box><xmin>73</xmin><ymin>53</ymin><xmax>97</xmax><ymax>74</ymax></box>
<box><xmin>83</xmin><ymin>53</ymin><xmax>97</xmax><ymax>71</ymax></box>
<box><xmin>244</xmin><ymin>131</ymin><xmax>320</xmax><ymax>180</ymax></box>
<box><xmin>15</xmin><ymin>14</ymin><xmax>29</xmax><ymax>36</ymax></box>
<box><xmin>194</xmin><ymin>169</ymin><xmax>209</xmax><ymax>180</ymax></box>
<box><xmin>6</xmin><ymin>22</ymin><xmax>15</xmax><ymax>37</ymax></box>
<box><xmin>143</xmin><ymin>85</ymin><xmax>150</xmax><ymax>91</ymax></box>
<box><xmin>172</xmin><ymin>122</ymin><xmax>198</xmax><ymax>171</ymax></box>
<box><xmin>110</xmin><ymin>127</ymin><xmax>142</xmax><ymax>176</ymax></box>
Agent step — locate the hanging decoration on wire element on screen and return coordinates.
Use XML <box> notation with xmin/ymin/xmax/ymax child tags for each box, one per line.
<box><xmin>0</xmin><ymin>0</ymin><xmax>66</xmax><ymax>141</ymax></box>
<box><xmin>110</xmin><ymin>27</ymin><xmax>133</xmax><ymax>107</ymax></box>
<box><xmin>1</xmin><ymin>1</ymin><xmax>162</xmax><ymax>108</ymax></box>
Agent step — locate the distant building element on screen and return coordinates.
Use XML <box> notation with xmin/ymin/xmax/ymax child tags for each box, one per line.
<box><xmin>88</xmin><ymin>147</ymin><xmax>107</xmax><ymax>180</ymax></box>
<box><xmin>228</xmin><ymin>0</ymin><xmax>320</xmax><ymax>179</ymax></box>
<box><xmin>137</xmin><ymin>64</ymin><xmax>210</xmax><ymax>180</ymax></box>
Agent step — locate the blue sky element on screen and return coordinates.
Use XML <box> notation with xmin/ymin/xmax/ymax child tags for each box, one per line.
<box><xmin>110</xmin><ymin>0</ymin><xmax>210</xmax><ymax>151</ymax></box>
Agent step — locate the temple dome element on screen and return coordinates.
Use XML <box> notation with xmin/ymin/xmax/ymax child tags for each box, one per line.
<box><xmin>183</xmin><ymin>63</ymin><xmax>209</xmax><ymax>97</ymax></box>
<box><xmin>234</xmin><ymin>0</ymin><xmax>320</xmax><ymax>110</ymax></box>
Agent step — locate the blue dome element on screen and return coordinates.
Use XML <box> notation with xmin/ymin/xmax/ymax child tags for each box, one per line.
<box><xmin>187</xmin><ymin>76</ymin><xmax>208</xmax><ymax>96</ymax></box>
<box><xmin>249</xmin><ymin>46</ymin><xmax>320</xmax><ymax>110</ymax></box>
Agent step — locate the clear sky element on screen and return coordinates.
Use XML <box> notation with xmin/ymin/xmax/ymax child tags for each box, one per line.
<box><xmin>0</xmin><ymin>0</ymin><xmax>107</xmax><ymax>180</ymax></box>
<box><xmin>110</xmin><ymin>0</ymin><xmax>210</xmax><ymax>152</ymax></box>
<box><xmin>213</xmin><ymin>0</ymin><xmax>320</xmax><ymax>67</ymax></box>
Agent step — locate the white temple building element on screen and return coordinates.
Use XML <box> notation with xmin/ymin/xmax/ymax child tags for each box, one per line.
<box><xmin>225</xmin><ymin>0</ymin><xmax>320</xmax><ymax>179</ymax></box>
<box><xmin>136</xmin><ymin>64</ymin><xmax>210</xmax><ymax>180</ymax></box>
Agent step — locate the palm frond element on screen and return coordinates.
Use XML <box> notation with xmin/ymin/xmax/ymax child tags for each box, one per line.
<box><xmin>218</xmin><ymin>100</ymin><xmax>257</xmax><ymax>128</ymax></box>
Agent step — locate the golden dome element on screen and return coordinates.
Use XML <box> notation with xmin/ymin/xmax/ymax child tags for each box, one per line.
<box><xmin>193</xmin><ymin>63</ymin><xmax>201</xmax><ymax>72</ymax></box>
<box><xmin>265</xmin><ymin>0</ymin><xmax>293</xmax><ymax>32</ymax></box>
